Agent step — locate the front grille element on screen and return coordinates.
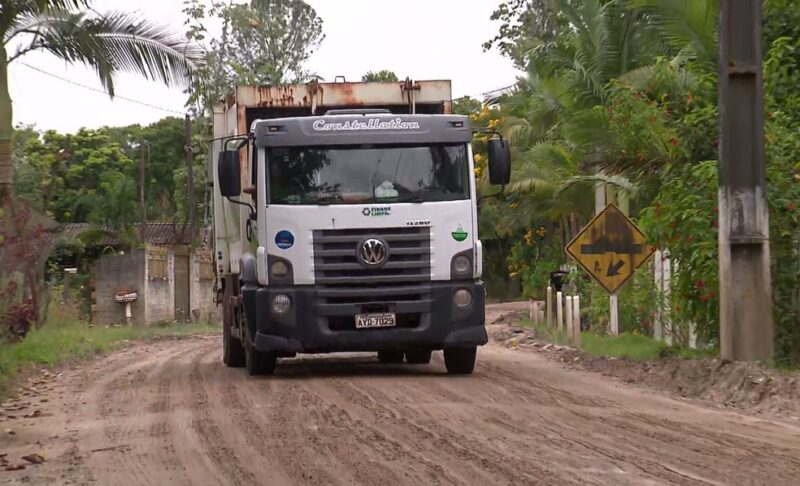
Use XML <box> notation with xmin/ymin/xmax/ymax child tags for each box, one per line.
<box><xmin>312</xmin><ymin>227</ymin><xmax>431</xmax><ymax>285</ymax></box>
<box><xmin>313</xmin><ymin>227</ymin><xmax>432</xmax><ymax>330</ymax></box>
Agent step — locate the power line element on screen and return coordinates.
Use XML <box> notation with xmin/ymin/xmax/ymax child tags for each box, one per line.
<box><xmin>19</xmin><ymin>62</ymin><xmax>186</xmax><ymax>116</ymax></box>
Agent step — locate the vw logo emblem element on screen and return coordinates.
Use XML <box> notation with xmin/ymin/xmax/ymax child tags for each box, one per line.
<box><xmin>358</xmin><ymin>238</ymin><xmax>388</xmax><ymax>267</ymax></box>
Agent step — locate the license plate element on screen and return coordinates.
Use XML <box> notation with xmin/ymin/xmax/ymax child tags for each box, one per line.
<box><xmin>355</xmin><ymin>313</ymin><xmax>396</xmax><ymax>329</ymax></box>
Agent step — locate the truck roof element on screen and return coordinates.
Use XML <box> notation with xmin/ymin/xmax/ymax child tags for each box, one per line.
<box><xmin>252</xmin><ymin>113</ymin><xmax>472</xmax><ymax>147</ymax></box>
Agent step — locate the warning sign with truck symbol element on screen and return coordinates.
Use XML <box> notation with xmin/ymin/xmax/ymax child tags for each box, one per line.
<box><xmin>565</xmin><ymin>204</ymin><xmax>655</xmax><ymax>294</ymax></box>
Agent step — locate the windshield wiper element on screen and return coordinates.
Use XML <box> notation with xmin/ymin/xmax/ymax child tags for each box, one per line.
<box><xmin>393</xmin><ymin>191</ymin><xmax>428</xmax><ymax>203</ymax></box>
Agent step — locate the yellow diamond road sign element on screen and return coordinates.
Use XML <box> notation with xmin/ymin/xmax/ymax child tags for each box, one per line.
<box><xmin>566</xmin><ymin>204</ymin><xmax>655</xmax><ymax>295</ymax></box>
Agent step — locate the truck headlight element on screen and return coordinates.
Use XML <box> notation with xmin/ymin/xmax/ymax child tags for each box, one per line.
<box><xmin>451</xmin><ymin>251</ymin><xmax>473</xmax><ymax>280</ymax></box>
<box><xmin>271</xmin><ymin>294</ymin><xmax>292</xmax><ymax>315</ymax></box>
<box><xmin>270</xmin><ymin>260</ymin><xmax>289</xmax><ymax>277</ymax></box>
<box><xmin>453</xmin><ymin>289</ymin><xmax>473</xmax><ymax>309</ymax></box>
<box><xmin>453</xmin><ymin>255</ymin><xmax>471</xmax><ymax>275</ymax></box>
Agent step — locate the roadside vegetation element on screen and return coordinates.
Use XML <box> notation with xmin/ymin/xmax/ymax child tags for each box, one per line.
<box><xmin>0</xmin><ymin>298</ymin><xmax>218</xmax><ymax>395</ymax></box>
<box><xmin>469</xmin><ymin>0</ymin><xmax>800</xmax><ymax>367</ymax></box>
<box><xmin>517</xmin><ymin>317</ymin><xmax>716</xmax><ymax>362</ymax></box>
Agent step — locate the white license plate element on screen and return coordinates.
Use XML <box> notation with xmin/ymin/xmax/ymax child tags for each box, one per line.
<box><xmin>355</xmin><ymin>313</ymin><xmax>396</xmax><ymax>329</ymax></box>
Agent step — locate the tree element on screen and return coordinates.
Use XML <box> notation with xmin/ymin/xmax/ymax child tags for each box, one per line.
<box><xmin>184</xmin><ymin>0</ymin><xmax>325</xmax><ymax>113</ymax></box>
<box><xmin>361</xmin><ymin>70</ymin><xmax>399</xmax><ymax>82</ymax></box>
<box><xmin>452</xmin><ymin>96</ymin><xmax>482</xmax><ymax>116</ymax></box>
<box><xmin>1</xmin><ymin>0</ymin><xmax>202</xmax><ymax>197</ymax></box>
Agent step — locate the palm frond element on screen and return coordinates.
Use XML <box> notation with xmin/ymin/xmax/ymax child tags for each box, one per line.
<box><xmin>628</xmin><ymin>0</ymin><xmax>718</xmax><ymax>67</ymax></box>
<box><xmin>9</xmin><ymin>9</ymin><xmax>203</xmax><ymax>96</ymax></box>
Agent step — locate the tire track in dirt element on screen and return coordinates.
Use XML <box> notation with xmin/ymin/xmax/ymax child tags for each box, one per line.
<box><xmin>4</xmin><ymin>330</ymin><xmax>800</xmax><ymax>486</ymax></box>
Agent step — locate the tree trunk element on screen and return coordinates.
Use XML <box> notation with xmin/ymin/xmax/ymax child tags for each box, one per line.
<box><xmin>0</xmin><ymin>47</ymin><xmax>13</xmax><ymax>197</ymax></box>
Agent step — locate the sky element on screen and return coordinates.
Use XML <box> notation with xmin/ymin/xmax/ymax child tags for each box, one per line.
<box><xmin>8</xmin><ymin>0</ymin><xmax>522</xmax><ymax>134</ymax></box>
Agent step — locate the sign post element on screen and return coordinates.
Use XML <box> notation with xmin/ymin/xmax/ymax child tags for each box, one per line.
<box><xmin>566</xmin><ymin>204</ymin><xmax>655</xmax><ymax>333</ymax></box>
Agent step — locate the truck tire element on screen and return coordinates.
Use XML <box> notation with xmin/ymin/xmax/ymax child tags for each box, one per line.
<box><xmin>223</xmin><ymin>318</ymin><xmax>245</xmax><ymax>368</ymax></box>
<box><xmin>222</xmin><ymin>278</ymin><xmax>245</xmax><ymax>368</ymax></box>
<box><xmin>405</xmin><ymin>349</ymin><xmax>432</xmax><ymax>364</ymax></box>
<box><xmin>377</xmin><ymin>351</ymin><xmax>404</xmax><ymax>364</ymax></box>
<box><xmin>443</xmin><ymin>346</ymin><xmax>477</xmax><ymax>375</ymax></box>
<box><xmin>244</xmin><ymin>327</ymin><xmax>276</xmax><ymax>376</ymax></box>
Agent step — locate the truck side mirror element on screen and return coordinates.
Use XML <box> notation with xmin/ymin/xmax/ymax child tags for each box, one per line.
<box><xmin>217</xmin><ymin>150</ymin><xmax>241</xmax><ymax>197</ymax></box>
<box><xmin>487</xmin><ymin>138</ymin><xmax>511</xmax><ymax>185</ymax></box>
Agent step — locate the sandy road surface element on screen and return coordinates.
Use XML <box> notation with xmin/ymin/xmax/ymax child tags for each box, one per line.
<box><xmin>2</xmin><ymin>304</ymin><xmax>800</xmax><ymax>485</ymax></box>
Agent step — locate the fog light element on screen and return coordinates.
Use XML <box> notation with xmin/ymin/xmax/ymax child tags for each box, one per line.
<box><xmin>271</xmin><ymin>260</ymin><xmax>289</xmax><ymax>277</ymax></box>
<box><xmin>453</xmin><ymin>289</ymin><xmax>473</xmax><ymax>309</ymax></box>
<box><xmin>453</xmin><ymin>255</ymin><xmax>471</xmax><ymax>275</ymax></box>
<box><xmin>271</xmin><ymin>294</ymin><xmax>291</xmax><ymax>315</ymax></box>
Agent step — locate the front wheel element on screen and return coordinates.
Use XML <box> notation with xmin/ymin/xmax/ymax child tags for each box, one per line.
<box><xmin>223</xmin><ymin>318</ymin><xmax>245</xmax><ymax>368</ymax></box>
<box><xmin>244</xmin><ymin>328</ymin><xmax>277</xmax><ymax>376</ymax></box>
<box><xmin>444</xmin><ymin>346</ymin><xmax>477</xmax><ymax>375</ymax></box>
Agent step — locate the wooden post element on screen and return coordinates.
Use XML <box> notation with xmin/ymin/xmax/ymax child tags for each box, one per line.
<box><xmin>556</xmin><ymin>291</ymin><xmax>563</xmax><ymax>333</ymax></box>
<box><xmin>565</xmin><ymin>296</ymin><xmax>573</xmax><ymax>341</ymax></box>
<box><xmin>573</xmin><ymin>295</ymin><xmax>581</xmax><ymax>347</ymax></box>
<box><xmin>546</xmin><ymin>286</ymin><xmax>553</xmax><ymax>328</ymax></box>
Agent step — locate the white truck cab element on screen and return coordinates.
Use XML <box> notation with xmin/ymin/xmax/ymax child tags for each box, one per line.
<box><xmin>212</xmin><ymin>80</ymin><xmax>510</xmax><ymax>375</ymax></box>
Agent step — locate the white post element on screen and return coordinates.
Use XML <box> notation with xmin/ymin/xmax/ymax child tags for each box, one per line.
<box><xmin>556</xmin><ymin>291</ymin><xmax>564</xmax><ymax>333</ymax></box>
<box><xmin>529</xmin><ymin>299</ymin><xmax>535</xmax><ymax>325</ymax></box>
<box><xmin>609</xmin><ymin>293</ymin><xmax>619</xmax><ymax>335</ymax></box>
<box><xmin>664</xmin><ymin>256</ymin><xmax>673</xmax><ymax>346</ymax></box>
<box><xmin>565</xmin><ymin>296</ymin><xmax>573</xmax><ymax>341</ymax></box>
<box><xmin>572</xmin><ymin>295</ymin><xmax>581</xmax><ymax>347</ymax></box>
<box><xmin>653</xmin><ymin>250</ymin><xmax>663</xmax><ymax>341</ymax></box>
<box><xmin>546</xmin><ymin>286</ymin><xmax>553</xmax><ymax>328</ymax></box>
<box><xmin>688</xmin><ymin>322</ymin><xmax>697</xmax><ymax>349</ymax></box>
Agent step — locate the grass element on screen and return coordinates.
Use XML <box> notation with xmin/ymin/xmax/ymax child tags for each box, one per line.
<box><xmin>0</xmin><ymin>304</ymin><xmax>219</xmax><ymax>395</ymax></box>
<box><xmin>518</xmin><ymin>318</ymin><xmax>717</xmax><ymax>361</ymax></box>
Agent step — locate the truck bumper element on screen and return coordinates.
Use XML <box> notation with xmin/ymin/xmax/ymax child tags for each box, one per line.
<box><xmin>248</xmin><ymin>281</ymin><xmax>486</xmax><ymax>354</ymax></box>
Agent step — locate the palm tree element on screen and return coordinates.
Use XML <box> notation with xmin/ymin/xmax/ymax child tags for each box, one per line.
<box><xmin>1</xmin><ymin>0</ymin><xmax>202</xmax><ymax>197</ymax></box>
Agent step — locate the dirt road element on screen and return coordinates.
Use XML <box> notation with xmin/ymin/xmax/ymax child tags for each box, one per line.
<box><xmin>2</xmin><ymin>304</ymin><xmax>799</xmax><ymax>485</ymax></box>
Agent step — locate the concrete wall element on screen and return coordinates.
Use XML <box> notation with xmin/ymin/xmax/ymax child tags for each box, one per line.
<box><xmin>144</xmin><ymin>246</ymin><xmax>175</xmax><ymax>324</ymax></box>
<box><xmin>92</xmin><ymin>250</ymin><xmax>145</xmax><ymax>325</ymax></box>
<box><xmin>92</xmin><ymin>245</ymin><xmax>220</xmax><ymax>325</ymax></box>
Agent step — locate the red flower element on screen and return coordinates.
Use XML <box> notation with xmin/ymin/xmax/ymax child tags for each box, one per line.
<box><xmin>669</xmin><ymin>138</ymin><xmax>679</xmax><ymax>147</ymax></box>
<box><xmin>787</xmin><ymin>201</ymin><xmax>796</xmax><ymax>211</ymax></box>
<box><xmin>686</xmin><ymin>235</ymin><xmax>693</xmax><ymax>242</ymax></box>
<box><xmin>708</xmin><ymin>290</ymin><xmax>715</xmax><ymax>298</ymax></box>
<box><xmin>699</xmin><ymin>295</ymin><xmax>709</xmax><ymax>303</ymax></box>
<box><xmin>713</xmin><ymin>206</ymin><xmax>719</xmax><ymax>214</ymax></box>
<box><xmin>695</xmin><ymin>280</ymin><xmax>705</xmax><ymax>289</ymax></box>
<box><xmin>687</xmin><ymin>93</ymin><xmax>693</xmax><ymax>103</ymax></box>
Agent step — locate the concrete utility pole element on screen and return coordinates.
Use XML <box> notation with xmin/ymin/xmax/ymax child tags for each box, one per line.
<box><xmin>139</xmin><ymin>140</ymin><xmax>147</xmax><ymax>244</ymax></box>
<box><xmin>718</xmin><ymin>0</ymin><xmax>773</xmax><ymax>361</ymax></box>
<box><xmin>185</xmin><ymin>114</ymin><xmax>195</xmax><ymax>242</ymax></box>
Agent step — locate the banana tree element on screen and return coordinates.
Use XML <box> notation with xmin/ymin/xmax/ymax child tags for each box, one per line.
<box><xmin>1</xmin><ymin>0</ymin><xmax>203</xmax><ymax>196</ymax></box>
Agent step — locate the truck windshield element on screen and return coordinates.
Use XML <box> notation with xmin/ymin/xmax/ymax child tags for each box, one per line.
<box><xmin>267</xmin><ymin>144</ymin><xmax>470</xmax><ymax>205</ymax></box>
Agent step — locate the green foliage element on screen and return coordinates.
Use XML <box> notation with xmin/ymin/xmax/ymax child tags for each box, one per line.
<box><xmin>361</xmin><ymin>70</ymin><xmax>399</xmax><ymax>82</ymax></box>
<box><xmin>0</xmin><ymin>301</ymin><xmax>218</xmax><ymax>395</ymax></box>
<box><xmin>485</xmin><ymin>0</ymin><xmax>800</xmax><ymax>364</ymax></box>
<box><xmin>452</xmin><ymin>96</ymin><xmax>482</xmax><ymax>116</ymax></box>
<box><xmin>12</xmin><ymin>117</ymin><xmax>207</xmax><ymax>235</ymax></box>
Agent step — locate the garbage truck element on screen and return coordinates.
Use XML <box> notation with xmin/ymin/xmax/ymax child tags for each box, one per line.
<box><xmin>211</xmin><ymin>78</ymin><xmax>510</xmax><ymax>375</ymax></box>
